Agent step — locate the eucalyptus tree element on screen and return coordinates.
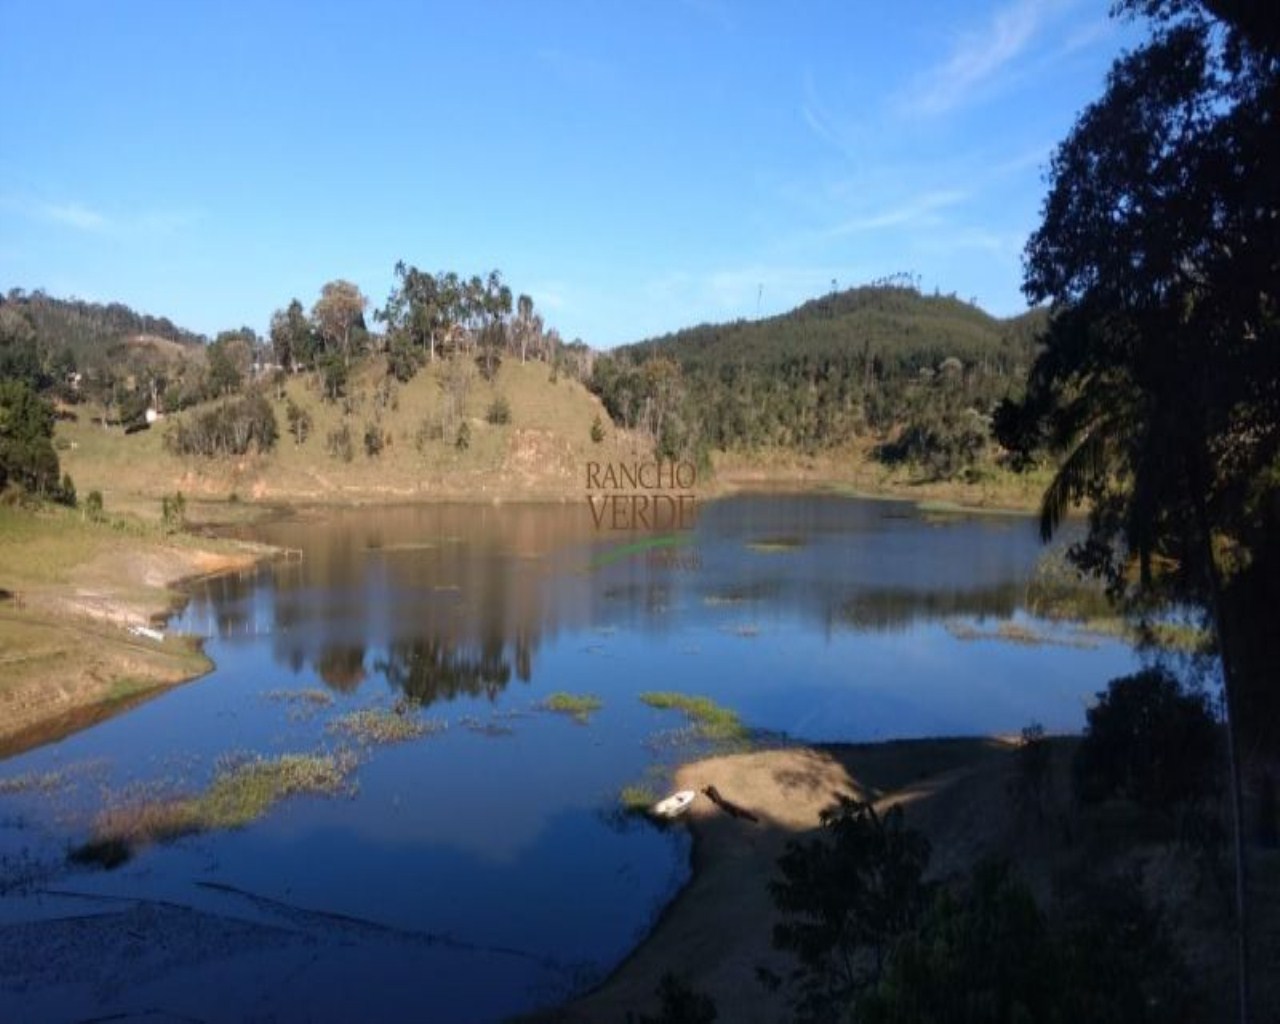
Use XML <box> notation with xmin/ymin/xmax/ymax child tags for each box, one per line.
<box><xmin>311</xmin><ymin>280</ymin><xmax>368</xmax><ymax>368</ymax></box>
<box><xmin>269</xmin><ymin>299</ymin><xmax>314</xmax><ymax>372</ymax></box>
<box><xmin>379</xmin><ymin>261</ymin><xmax>447</xmax><ymax>364</ymax></box>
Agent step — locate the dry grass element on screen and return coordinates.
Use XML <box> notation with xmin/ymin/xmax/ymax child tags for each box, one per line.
<box><xmin>0</xmin><ymin>505</ymin><xmax>264</xmax><ymax>750</ymax></box>
<box><xmin>57</xmin><ymin>360</ymin><xmax>616</xmax><ymax>504</ymax></box>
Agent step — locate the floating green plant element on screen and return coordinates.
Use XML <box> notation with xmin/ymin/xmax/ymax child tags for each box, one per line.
<box><xmin>639</xmin><ymin>692</ymin><xmax>748</xmax><ymax>744</ymax></box>
<box><xmin>539</xmin><ymin>692</ymin><xmax>604</xmax><ymax>724</ymax></box>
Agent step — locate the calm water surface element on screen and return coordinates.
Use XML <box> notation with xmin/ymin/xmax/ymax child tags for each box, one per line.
<box><xmin>0</xmin><ymin>495</ymin><xmax>1137</xmax><ymax>1021</ymax></box>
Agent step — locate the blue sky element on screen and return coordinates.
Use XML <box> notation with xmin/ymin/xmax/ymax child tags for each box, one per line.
<box><xmin>0</xmin><ymin>0</ymin><xmax>1138</xmax><ymax>347</ymax></box>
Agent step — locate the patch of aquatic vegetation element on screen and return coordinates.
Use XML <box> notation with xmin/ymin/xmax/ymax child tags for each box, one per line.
<box><xmin>0</xmin><ymin>768</ymin><xmax>73</xmax><ymax>796</ymax></box>
<box><xmin>459</xmin><ymin>715</ymin><xmax>515</xmax><ymax>738</ymax></box>
<box><xmin>71</xmin><ymin>751</ymin><xmax>358</xmax><ymax>868</ymax></box>
<box><xmin>1075</xmin><ymin>618</ymin><xmax>1210</xmax><ymax>653</ymax></box>
<box><xmin>263</xmin><ymin>688</ymin><xmax>334</xmax><ymax>721</ymax></box>
<box><xmin>363</xmin><ymin>541</ymin><xmax>438</xmax><ymax>553</ymax></box>
<box><xmin>0</xmin><ymin>759</ymin><xmax>107</xmax><ymax>797</ymax></box>
<box><xmin>263</xmin><ymin>688</ymin><xmax>334</xmax><ymax>707</ymax></box>
<box><xmin>946</xmin><ymin>621</ymin><xmax>1100</xmax><ymax>649</ymax></box>
<box><xmin>639</xmin><ymin>692</ymin><xmax>748</xmax><ymax>745</ymax></box>
<box><xmin>606</xmin><ymin>761</ymin><xmax>679</xmax><ymax>827</ymax></box>
<box><xmin>915</xmin><ymin>500</ymin><xmax>1026</xmax><ymax>520</ymax></box>
<box><xmin>701</xmin><ymin>582</ymin><xmax>778</xmax><ymax>606</ymax></box>
<box><xmin>745</xmin><ymin>536</ymin><xmax>804</xmax><ymax>553</ymax></box>
<box><xmin>539</xmin><ymin>692</ymin><xmax>604</xmax><ymax>724</ymax></box>
<box><xmin>328</xmin><ymin>706</ymin><xmax>444</xmax><ymax>745</ymax></box>
<box><xmin>619</xmin><ymin>783</ymin><xmax>660</xmax><ymax>814</ymax></box>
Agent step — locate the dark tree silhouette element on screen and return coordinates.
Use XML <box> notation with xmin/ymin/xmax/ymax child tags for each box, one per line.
<box><xmin>995</xmin><ymin>3</ymin><xmax>1280</xmax><ymax>1019</ymax></box>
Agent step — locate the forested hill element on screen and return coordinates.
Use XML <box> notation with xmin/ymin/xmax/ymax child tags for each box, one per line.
<box><xmin>1</xmin><ymin>289</ymin><xmax>207</xmax><ymax>359</ymax></box>
<box><xmin>589</xmin><ymin>284</ymin><xmax>1050</xmax><ymax>474</ymax></box>
<box><xmin>619</xmin><ymin>284</ymin><xmax>1046</xmax><ymax>376</ymax></box>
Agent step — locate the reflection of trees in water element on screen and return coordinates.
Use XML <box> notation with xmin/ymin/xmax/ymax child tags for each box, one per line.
<box><xmin>314</xmin><ymin>645</ymin><xmax>367</xmax><ymax>692</ymax></box>
<box><xmin>375</xmin><ymin>636</ymin><xmax>532</xmax><ymax>707</ymax></box>
<box><xmin>838</xmin><ymin>583</ymin><xmax>1022</xmax><ymax>632</ymax></box>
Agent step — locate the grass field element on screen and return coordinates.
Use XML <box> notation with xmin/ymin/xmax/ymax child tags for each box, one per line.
<box><xmin>58</xmin><ymin>359</ymin><xmax>624</xmax><ymax>505</ymax></box>
<box><xmin>55</xmin><ymin>358</ymin><xmax>1061</xmax><ymax>514</ymax></box>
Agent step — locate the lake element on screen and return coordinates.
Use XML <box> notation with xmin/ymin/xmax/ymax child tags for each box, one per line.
<box><xmin>0</xmin><ymin>494</ymin><xmax>1138</xmax><ymax>1022</ymax></box>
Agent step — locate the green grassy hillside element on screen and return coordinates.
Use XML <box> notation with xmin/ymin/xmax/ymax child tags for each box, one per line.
<box><xmin>58</xmin><ymin>360</ymin><xmax>622</xmax><ymax>506</ymax></box>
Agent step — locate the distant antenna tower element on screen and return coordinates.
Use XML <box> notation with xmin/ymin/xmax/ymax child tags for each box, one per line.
<box><xmin>756</xmin><ymin>283</ymin><xmax>762</xmax><ymax>318</ymax></box>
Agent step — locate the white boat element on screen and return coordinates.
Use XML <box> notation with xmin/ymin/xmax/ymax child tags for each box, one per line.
<box><xmin>651</xmin><ymin>790</ymin><xmax>696</xmax><ymax>819</ymax></box>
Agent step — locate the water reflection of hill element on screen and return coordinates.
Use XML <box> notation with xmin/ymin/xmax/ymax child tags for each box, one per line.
<box><xmin>837</xmin><ymin>583</ymin><xmax>1023</xmax><ymax>632</ymax></box>
<box><xmin>177</xmin><ymin>498</ymin><xmax>1048</xmax><ymax>709</ymax></box>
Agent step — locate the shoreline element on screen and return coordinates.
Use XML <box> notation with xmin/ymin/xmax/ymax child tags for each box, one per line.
<box><xmin>0</xmin><ymin>510</ymin><xmax>278</xmax><ymax>760</ymax></box>
<box><xmin>536</xmin><ymin>737</ymin><xmax>1016</xmax><ymax>1023</ymax></box>
<box><xmin>0</xmin><ymin>480</ymin><xmax>1031</xmax><ymax>762</ymax></box>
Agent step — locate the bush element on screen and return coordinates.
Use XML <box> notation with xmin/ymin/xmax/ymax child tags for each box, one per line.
<box><xmin>161</xmin><ymin>491</ymin><xmax>186</xmax><ymax>532</ymax></box>
<box><xmin>165</xmin><ymin>392</ymin><xmax>278</xmax><ymax>458</ymax></box>
<box><xmin>591</xmin><ymin>414</ymin><xmax>606</xmax><ymax>444</ymax></box>
<box><xmin>326</xmin><ymin>424</ymin><xmax>354</xmax><ymax>463</ymax></box>
<box><xmin>1073</xmin><ymin>667</ymin><xmax>1219</xmax><ymax>810</ymax></box>
<box><xmin>1015</xmin><ymin>721</ymin><xmax>1052</xmax><ymax>823</ymax></box>
<box><xmin>363</xmin><ymin>421</ymin><xmax>384</xmax><ymax>458</ymax></box>
<box><xmin>859</xmin><ymin>861</ymin><xmax>1055</xmax><ymax>1024</ymax></box>
<box><xmin>414</xmin><ymin>417</ymin><xmax>444</xmax><ymax>452</ymax></box>
<box><xmin>285</xmin><ymin>399</ymin><xmax>312</xmax><ymax>445</ymax></box>
<box><xmin>57</xmin><ymin>472</ymin><xmax>76</xmax><ymax>508</ymax></box>
<box><xmin>455</xmin><ymin>420</ymin><xmax>471</xmax><ymax>450</ymax></box>
<box><xmin>768</xmin><ymin>799</ymin><xmax>931</xmax><ymax>1015</ymax></box>
<box><xmin>486</xmin><ymin>395</ymin><xmax>511</xmax><ymax>425</ymax></box>
<box><xmin>860</xmin><ymin>862</ymin><xmax>1189</xmax><ymax>1024</ymax></box>
<box><xmin>632</xmin><ymin>974</ymin><xmax>717</xmax><ymax>1024</ymax></box>
<box><xmin>320</xmin><ymin>353</ymin><xmax>348</xmax><ymax>401</ymax></box>
<box><xmin>386</xmin><ymin>339</ymin><xmax>421</xmax><ymax>383</ymax></box>
<box><xmin>0</xmin><ymin>379</ymin><xmax>60</xmax><ymax>497</ymax></box>
<box><xmin>84</xmin><ymin>490</ymin><xmax>104</xmax><ymax>522</ymax></box>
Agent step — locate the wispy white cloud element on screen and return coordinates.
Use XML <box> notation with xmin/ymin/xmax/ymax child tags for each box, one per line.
<box><xmin>41</xmin><ymin>201</ymin><xmax>110</xmax><ymax>231</ymax></box>
<box><xmin>640</xmin><ymin>263</ymin><xmax>869</xmax><ymax>329</ymax></box>
<box><xmin>799</xmin><ymin>70</ymin><xmax>862</xmax><ymax>161</ymax></box>
<box><xmin>525</xmin><ymin>281</ymin><xmax>569</xmax><ymax>313</ymax></box>
<box><xmin>900</xmin><ymin>0</ymin><xmax>1049</xmax><ymax>117</ymax></box>
<box><xmin>826</xmin><ymin>189</ymin><xmax>969</xmax><ymax>237</ymax></box>
<box><xmin>1058</xmin><ymin>16</ymin><xmax>1115</xmax><ymax>57</ymax></box>
<box><xmin>2</xmin><ymin>194</ymin><xmax>200</xmax><ymax>237</ymax></box>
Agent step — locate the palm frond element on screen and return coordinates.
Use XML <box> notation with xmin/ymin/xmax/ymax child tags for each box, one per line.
<box><xmin>1040</xmin><ymin>428</ymin><xmax>1111</xmax><ymax>542</ymax></box>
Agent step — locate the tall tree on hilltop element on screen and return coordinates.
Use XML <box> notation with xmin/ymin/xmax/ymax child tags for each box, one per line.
<box><xmin>269</xmin><ymin>299</ymin><xmax>314</xmax><ymax>372</ymax></box>
<box><xmin>994</xmin><ymin>3</ymin><xmax>1279</xmax><ymax>1020</ymax></box>
<box><xmin>311</xmin><ymin>280</ymin><xmax>368</xmax><ymax>368</ymax></box>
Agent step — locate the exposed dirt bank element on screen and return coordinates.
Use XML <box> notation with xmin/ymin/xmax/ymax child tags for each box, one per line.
<box><xmin>539</xmin><ymin>738</ymin><xmax>1013</xmax><ymax>1023</ymax></box>
<box><xmin>0</xmin><ymin>510</ymin><xmax>272</xmax><ymax>758</ymax></box>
